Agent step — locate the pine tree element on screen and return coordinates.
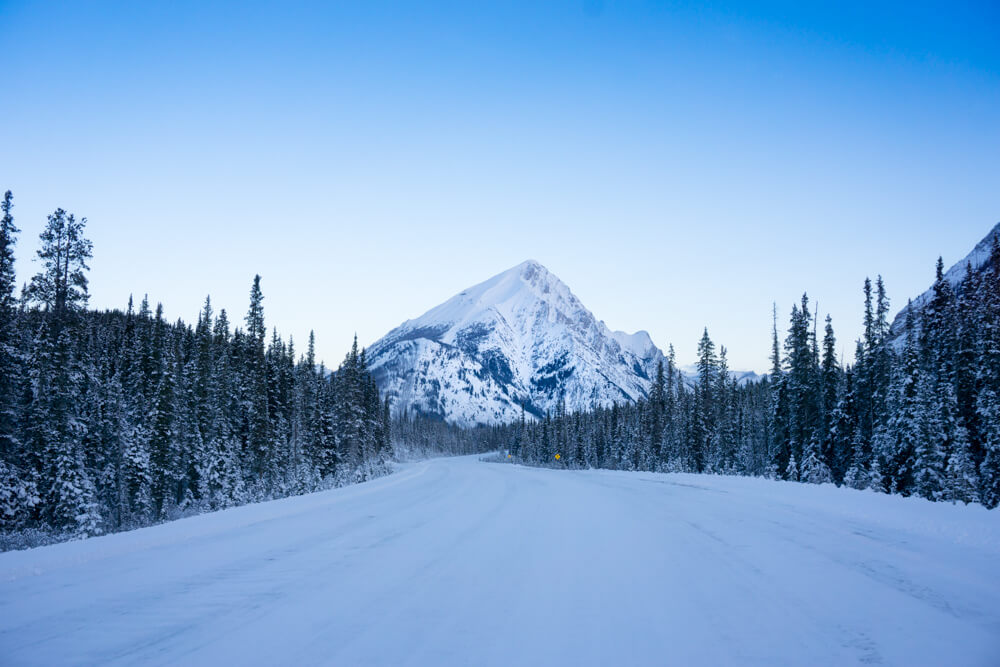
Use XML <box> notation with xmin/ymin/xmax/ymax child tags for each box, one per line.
<box><xmin>800</xmin><ymin>434</ymin><xmax>832</xmax><ymax>484</ymax></box>
<box><xmin>0</xmin><ymin>458</ymin><xmax>40</xmax><ymax>529</ymax></box>
<box><xmin>37</xmin><ymin>325</ymin><xmax>102</xmax><ymax>536</ymax></box>
<box><xmin>827</xmin><ymin>367</ymin><xmax>856</xmax><ymax>485</ymax></box>
<box><xmin>768</xmin><ymin>303</ymin><xmax>789</xmax><ymax>478</ymax></box>
<box><xmin>912</xmin><ymin>258</ymin><xmax>960</xmax><ymax>501</ymax></box>
<box><xmin>0</xmin><ymin>190</ymin><xmax>20</xmax><ymax>460</ymax></box>
<box><xmin>945</xmin><ymin>426</ymin><xmax>979</xmax><ymax>504</ymax></box>
<box><xmin>649</xmin><ymin>359</ymin><xmax>666</xmax><ymax>464</ymax></box>
<box><xmin>693</xmin><ymin>328</ymin><xmax>716</xmax><ymax>472</ymax></box>
<box><xmin>713</xmin><ymin>346</ymin><xmax>735</xmax><ymax>472</ymax></box>
<box><xmin>871</xmin><ymin>276</ymin><xmax>893</xmax><ymax>432</ymax></box>
<box><xmin>955</xmin><ymin>266</ymin><xmax>983</xmax><ymax>466</ymax></box>
<box><xmin>855</xmin><ymin>279</ymin><xmax>876</xmax><ymax>462</ymax></box>
<box><xmin>0</xmin><ymin>191</ymin><xmax>17</xmax><ymax>311</ymax></box>
<box><xmin>244</xmin><ymin>275</ymin><xmax>272</xmax><ymax>487</ymax></box>
<box><xmin>19</xmin><ymin>212</ymin><xmax>102</xmax><ymax>536</ymax></box>
<box><xmin>785</xmin><ymin>451</ymin><xmax>799</xmax><ymax>482</ymax></box>
<box><xmin>783</xmin><ymin>296</ymin><xmax>819</xmax><ymax>474</ymax></box>
<box><xmin>819</xmin><ymin>315</ymin><xmax>840</xmax><ymax>467</ymax></box>
<box><xmin>912</xmin><ymin>371</ymin><xmax>946</xmax><ymax>501</ymax></box>
<box><xmin>119</xmin><ymin>299</ymin><xmax>152</xmax><ymax>525</ymax></box>
<box><xmin>881</xmin><ymin>303</ymin><xmax>921</xmax><ymax>495</ymax></box>
<box><xmin>843</xmin><ymin>428</ymin><xmax>870</xmax><ymax>490</ymax></box>
<box><xmin>148</xmin><ymin>308</ymin><xmax>179</xmax><ymax>518</ymax></box>
<box><xmin>979</xmin><ymin>235</ymin><xmax>1000</xmax><ymax>508</ymax></box>
<box><xmin>24</xmin><ymin>209</ymin><xmax>93</xmax><ymax>318</ymax></box>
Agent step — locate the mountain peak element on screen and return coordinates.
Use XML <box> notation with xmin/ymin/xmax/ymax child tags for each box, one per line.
<box><xmin>515</xmin><ymin>258</ymin><xmax>544</xmax><ymax>271</ymax></box>
<box><xmin>498</xmin><ymin>259</ymin><xmax>562</xmax><ymax>293</ymax></box>
<box><xmin>367</xmin><ymin>261</ymin><xmax>666</xmax><ymax>426</ymax></box>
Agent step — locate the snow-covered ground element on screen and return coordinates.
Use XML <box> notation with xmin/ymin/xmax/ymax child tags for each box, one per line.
<box><xmin>1</xmin><ymin>456</ymin><xmax>998</xmax><ymax>666</ymax></box>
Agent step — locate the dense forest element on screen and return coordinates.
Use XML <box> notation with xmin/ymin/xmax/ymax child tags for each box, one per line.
<box><xmin>0</xmin><ymin>192</ymin><xmax>402</xmax><ymax>547</ymax></box>
<box><xmin>2</xmin><ymin>189</ymin><xmax>998</xmax><ymax>550</ymax></box>
<box><xmin>391</xmin><ymin>412</ymin><xmax>508</xmax><ymax>460</ymax></box>
<box><xmin>499</xmin><ymin>240</ymin><xmax>1000</xmax><ymax>508</ymax></box>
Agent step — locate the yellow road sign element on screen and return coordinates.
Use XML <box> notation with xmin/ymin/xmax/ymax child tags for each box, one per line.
<box><xmin>555</xmin><ymin>453</ymin><xmax>561</xmax><ymax>460</ymax></box>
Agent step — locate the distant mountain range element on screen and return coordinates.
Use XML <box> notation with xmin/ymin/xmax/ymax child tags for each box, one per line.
<box><xmin>368</xmin><ymin>221</ymin><xmax>998</xmax><ymax>426</ymax></box>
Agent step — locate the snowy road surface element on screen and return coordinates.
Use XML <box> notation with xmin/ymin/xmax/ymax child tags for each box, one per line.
<box><xmin>2</xmin><ymin>456</ymin><xmax>999</xmax><ymax>666</ymax></box>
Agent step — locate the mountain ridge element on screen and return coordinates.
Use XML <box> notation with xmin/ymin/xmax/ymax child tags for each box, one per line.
<box><xmin>889</xmin><ymin>221</ymin><xmax>1000</xmax><ymax>344</ymax></box>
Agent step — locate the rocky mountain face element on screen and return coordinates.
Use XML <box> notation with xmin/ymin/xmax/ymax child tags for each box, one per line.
<box><xmin>889</xmin><ymin>221</ymin><xmax>1000</xmax><ymax>346</ymax></box>
<box><xmin>366</xmin><ymin>260</ymin><xmax>668</xmax><ymax>426</ymax></box>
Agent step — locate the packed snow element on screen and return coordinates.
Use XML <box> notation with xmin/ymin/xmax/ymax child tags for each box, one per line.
<box><xmin>1</xmin><ymin>456</ymin><xmax>998</xmax><ymax>666</ymax></box>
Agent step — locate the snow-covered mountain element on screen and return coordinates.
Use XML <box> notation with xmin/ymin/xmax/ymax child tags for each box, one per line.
<box><xmin>366</xmin><ymin>260</ymin><xmax>668</xmax><ymax>426</ymax></box>
<box><xmin>889</xmin><ymin>221</ymin><xmax>1000</xmax><ymax>344</ymax></box>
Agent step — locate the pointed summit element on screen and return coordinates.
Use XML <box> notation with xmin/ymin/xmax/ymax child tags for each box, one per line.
<box><xmin>367</xmin><ymin>261</ymin><xmax>666</xmax><ymax>426</ymax></box>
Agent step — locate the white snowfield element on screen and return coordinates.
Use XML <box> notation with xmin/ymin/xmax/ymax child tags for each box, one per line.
<box><xmin>1</xmin><ymin>457</ymin><xmax>999</xmax><ymax>666</ymax></box>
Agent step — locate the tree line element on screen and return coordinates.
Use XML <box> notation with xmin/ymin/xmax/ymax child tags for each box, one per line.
<box><xmin>0</xmin><ymin>192</ymin><xmax>393</xmax><ymax>547</ymax></box>
<box><xmin>2</xmin><ymin>187</ymin><xmax>997</xmax><ymax>550</ymax></box>
<box><xmin>502</xmin><ymin>239</ymin><xmax>1000</xmax><ymax>508</ymax></box>
<box><xmin>390</xmin><ymin>409</ymin><xmax>509</xmax><ymax>460</ymax></box>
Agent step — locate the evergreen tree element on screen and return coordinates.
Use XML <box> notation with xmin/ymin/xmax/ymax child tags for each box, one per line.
<box><xmin>244</xmin><ymin>275</ymin><xmax>272</xmax><ymax>487</ymax></box>
<box><xmin>800</xmin><ymin>434</ymin><xmax>831</xmax><ymax>484</ymax></box>
<box><xmin>820</xmin><ymin>315</ymin><xmax>840</xmax><ymax>459</ymax></box>
<box><xmin>880</xmin><ymin>303</ymin><xmax>921</xmax><ymax>495</ymax></box>
<box><xmin>945</xmin><ymin>426</ymin><xmax>979</xmax><ymax>505</ymax></box>
<box><xmin>768</xmin><ymin>303</ymin><xmax>789</xmax><ymax>478</ymax></box>
<box><xmin>871</xmin><ymin>276</ymin><xmax>893</xmax><ymax>431</ymax></box>
<box><xmin>649</xmin><ymin>359</ymin><xmax>666</xmax><ymax>464</ymax></box>
<box><xmin>24</xmin><ymin>209</ymin><xmax>93</xmax><ymax>318</ymax></box>
<box><xmin>0</xmin><ymin>191</ymin><xmax>20</xmax><ymax>459</ymax></box>
<box><xmin>785</xmin><ymin>451</ymin><xmax>799</xmax><ymax>482</ymax></box>
<box><xmin>979</xmin><ymin>235</ymin><xmax>1000</xmax><ymax>508</ymax></box>
<box><xmin>693</xmin><ymin>328</ymin><xmax>716</xmax><ymax>472</ymax></box>
<box><xmin>0</xmin><ymin>191</ymin><xmax>17</xmax><ymax>311</ymax></box>
<box><xmin>783</xmin><ymin>296</ymin><xmax>819</xmax><ymax>475</ymax></box>
<box><xmin>828</xmin><ymin>367</ymin><xmax>857</xmax><ymax>485</ymax></box>
<box><xmin>912</xmin><ymin>371</ymin><xmax>946</xmax><ymax>501</ymax></box>
<box><xmin>37</xmin><ymin>324</ymin><xmax>102</xmax><ymax>535</ymax></box>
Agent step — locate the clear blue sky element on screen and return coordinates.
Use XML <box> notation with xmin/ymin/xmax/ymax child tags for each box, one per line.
<box><xmin>2</xmin><ymin>1</ymin><xmax>998</xmax><ymax>371</ymax></box>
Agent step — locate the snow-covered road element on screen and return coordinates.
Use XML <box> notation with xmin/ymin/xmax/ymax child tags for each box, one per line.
<box><xmin>2</xmin><ymin>455</ymin><xmax>999</xmax><ymax>666</ymax></box>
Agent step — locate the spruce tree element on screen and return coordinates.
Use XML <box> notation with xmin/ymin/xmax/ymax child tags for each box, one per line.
<box><xmin>945</xmin><ymin>425</ymin><xmax>979</xmax><ymax>504</ymax></box>
<box><xmin>800</xmin><ymin>434</ymin><xmax>831</xmax><ymax>484</ymax></box>
<box><xmin>768</xmin><ymin>304</ymin><xmax>789</xmax><ymax>478</ymax></box>
<box><xmin>0</xmin><ymin>191</ymin><xmax>16</xmax><ymax>311</ymax></box>
<box><xmin>649</xmin><ymin>359</ymin><xmax>666</xmax><ymax>463</ymax></box>
<box><xmin>244</xmin><ymin>275</ymin><xmax>272</xmax><ymax>487</ymax></box>
<box><xmin>783</xmin><ymin>296</ymin><xmax>819</xmax><ymax>473</ymax></box>
<box><xmin>978</xmin><ymin>235</ymin><xmax>1000</xmax><ymax>507</ymax></box>
<box><xmin>820</xmin><ymin>315</ymin><xmax>840</xmax><ymax>460</ymax></box>
<box><xmin>881</xmin><ymin>303</ymin><xmax>921</xmax><ymax>495</ymax></box>
<box><xmin>785</xmin><ymin>451</ymin><xmax>799</xmax><ymax>482</ymax></box>
<box><xmin>38</xmin><ymin>325</ymin><xmax>101</xmax><ymax>535</ymax></box>
<box><xmin>912</xmin><ymin>370</ymin><xmax>946</xmax><ymax>501</ymax></box>
<box><xmin>693</xmin><ymin>328</ymin><xmax>716</xmax><ymax>472</ymax></box>
<box><xmin>0</xmin><ymin>191</ymin><xmax>20</xmax><ymax>460</ymax></box>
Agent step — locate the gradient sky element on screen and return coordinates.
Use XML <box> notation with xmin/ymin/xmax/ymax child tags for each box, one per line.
<box><xmin>2</xmin><ymin>1</ymin><xmax>998</xmax><ymax>372</ymax></box>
